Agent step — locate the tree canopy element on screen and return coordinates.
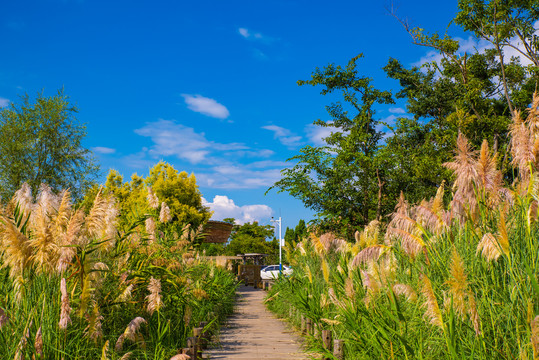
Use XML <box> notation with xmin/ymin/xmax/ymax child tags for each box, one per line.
<box><xmin>271</xmin><ymin>0</ymin><xmax>539</xmax><ymax>238</ymax></box>
<box><xmin>269</xmin><ymin>55</ymin><xmax>394</xmax><ymax>237</ymax></box>
<box><xmin>0</xmin><ymin>89</ymin><xmax>99</xmax><ymax>201</ymax></box>
<box><xmin>224</xmin><ymin>221</ymin><xmax>276</xmax><ymax>258</ymax></box>
<box><xmin>89</xmin><ymin>162</ymin><xmax>211</xmax><ymax>231</ymax></box>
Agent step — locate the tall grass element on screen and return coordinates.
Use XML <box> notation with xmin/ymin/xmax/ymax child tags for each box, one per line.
<box><xmin>0</xmin><ymin>184</ymin><xmax>237</xmax><ymax>359</ymax></box>
<box><xmin>266</xmin><ymin>99</ymin><xmax>539</xmax><ymax>359</ymax></box>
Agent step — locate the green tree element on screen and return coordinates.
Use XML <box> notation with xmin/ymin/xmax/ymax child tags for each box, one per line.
<box><xmin>88</xmin><ymin>162</ymin><xmax>210</xmax><ymax>231</ymax></box>
<box><xmin>0</xmin><ymin>89</ymin><xmax>99</xmax><ymax>201</ymax></box>
<box><xmin>225</xmin><ymin>222</ymin><xmax>277</xmax><ymax>261</ymax></box>
<box><xmin>284</xmin><ymin>219</ymin><xmax>309</xmax><ymax>244</ymax></box>
<box><xmin>269</xmin><ymin>55</ymin><xmax>394</xmax><ymax>237</ymax></box>
<box><xmin>146</xmin><ymin>162</ymin><xmax>210</xmax><ymax>226</ymax></box>
<box><xmin>384</xmin><ymin>0</ymin><xmax>539</xmax><ymax>193</ymax></box>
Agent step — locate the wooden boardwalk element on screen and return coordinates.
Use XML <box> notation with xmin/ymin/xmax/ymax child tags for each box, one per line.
<box><xmin>205</xmin><ymin>285</ymin><xmax>310</xmax><ymax>360</ymax></box>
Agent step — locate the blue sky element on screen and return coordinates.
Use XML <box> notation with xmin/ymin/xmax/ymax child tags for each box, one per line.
<box><xmin>0</xmin><ymin>0</ymin><xmax>460</xmax><ymax>232</ymax></box>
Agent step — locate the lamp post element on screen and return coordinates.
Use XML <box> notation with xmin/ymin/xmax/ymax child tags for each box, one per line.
<box><xmin>271</xmin><ymin>217</ymin><xmax>283</xmax><ymax>273</ymax></box>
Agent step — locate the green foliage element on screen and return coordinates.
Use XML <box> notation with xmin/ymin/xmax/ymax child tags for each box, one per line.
<box><xmin>266</xmin><ymin>189</ymin><xmax>539</xmax><ymax>359</ymax></box>
<box><xmin>0</xmin><ymin>183</ymin><xmax>237</xmax><ymax>360</ymax></box>
<box><xmin>269</xmin><ymin>55</ymin><xmax>394</xmax><ymax>237</ymax></box>
<box><xmin>146</xmin><ymin>162</ymin><xmax>210</xmax><ymax>227</ymax></box>
<box><xmin>85</xmin><ymin>162</ymin><xmax>211</xmax><ymax>231</ymax></box>
<box><xmin>0</xmin><ymin>89</ymin><xmax>99</xmax><ymax>201</ymax></box>
<box><xmin>224</xmin><ymin>221</ymin><xmax>278</xmax><ymax>262</ymax></box>
<box><xmin>284</xmin><ymin>219</ymin><xmax>309</xmax><ymax>244</ymax></box>
<box><xmin>273</xmin><ymin>2</ymin><xmax>539</xmax><ymax>236</ymax></box>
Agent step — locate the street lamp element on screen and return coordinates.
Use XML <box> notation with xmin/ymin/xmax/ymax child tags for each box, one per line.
<box><xmin>271</xmin><ymin>217</ymin><xmax>283</xmax><ymax>273</ymax></box>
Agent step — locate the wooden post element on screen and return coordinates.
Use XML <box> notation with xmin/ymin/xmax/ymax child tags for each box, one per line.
<box><xmin>333</xmin><ymin>339</ymin><xmax>344</xmax><ymax>360</ymax></box>
<box><xmin>194</xmin><ymin>327</ymin><xmax>205</xmax><ymax>349</ymax></box>
<box><xmin>187</xmin><ymin>336</ymin><xmax>198</xmax><ymax>360</ymax></box>
<box><xmin>300</xmin><ymin>315</ymin><xmax>306</xmax><ymax>334</ymax></box>
<box><xmin>322</xmin><ymin>330</ymin><xmax>332</xmax><ymax>350</ymax></box>
<box><xmin>305</xmin><ymin>318</ymin><xmax>312</xmax><ymax>335</ymax></box>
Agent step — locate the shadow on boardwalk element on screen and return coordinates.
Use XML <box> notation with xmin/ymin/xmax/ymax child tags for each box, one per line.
<box><xmin>205</xmin><ymin>285</ymin><xmax>311</xmax><ymax>360</ymax></box>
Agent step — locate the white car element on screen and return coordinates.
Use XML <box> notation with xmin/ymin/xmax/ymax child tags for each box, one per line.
<box><xmin>260</xmin><ymin>265</ymin><xmax>293</xmax><ymax>280</ymax></box>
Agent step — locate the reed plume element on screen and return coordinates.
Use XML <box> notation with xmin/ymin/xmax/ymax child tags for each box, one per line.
<box><xmin>0</xmin><ymin>216</ymin><xmax>32</xmax><ymax>278</ymax></box>
<box><xmin>358</xmin><ymin>220</ymin><xmax>380</xmax><ymax>247</ymax></box>
<box><xmin>59</xmin><ymin>278</ymin><xmax>71</xmax><ymax>330</ymax></box>
<box><xmin>145</xmin><ymin>217</ymin><xmax>156</xmax><ymax>243</ymax></box>
<box><xmin>446</xmin><ymin>248</ymin><xmax>480</xmax><ymax>334</ymax></box>
<box><xmin>159</xmin><ymin>202</ymin><xmax>171</xmax><ymax>223</ymax></box>
<box><xmin>415</xmin><ymin>183</ymin><xmax>449</xmax><ymax>235</ymax></box>
<box><xmin>476</xmin><ymin>233</ymin><xmax>502</xmax><ymax>261</ymax></box>
<box><xmin>85</xmin><ymin>302</ymin><xmax>104</xmax><ymax>342</ymax></box>
<box><xmin>305</xmin><ymin>264</ymin><xmax>313</xmax><ymax>284</ymax></box>
<box><xmin>34</xmin><ymin>326</ymin><xmax>43</xmax><ymax>358</ymax></box>
<box><xmin>446</xmin><ymin>250</ymin><xmax>468</xmax><ymax>319</ymax></box>
<box><xmin>392</xmin><ymin>284</ymin><xmax>417</xmax><ymax>302</ymax></box>
<box><xmin>101</xmin><ymin>340</ymin><xmax>110</xmax><ymax>360</ymax></box>
<box><xmin>420</xmin><ymin>274</ymin><xmax>443</xmax><ymax>329</ymax></box>
<box><xmin>147</xmin><ymin>186</ymin><xmax>159</xmax><ymax>209</ymax></box>
<box><xmin>116</xmin><ymin>317</ymin><xmax>147</xmax><ymax>351</ymax></box>
<box><xmin>351</xmin><ymin>245</ymin><xmax>387</xmax><ymax>267</ymax></box>
<box><xmin>11</xmin><ymin>182</ymin><xmax>33</xmax><ymax>216</ymax></box>
<box><xmin>386</xmin><ymin>226</ymin><xmax>425</xmax><ymax>258</ymax></box>
<box><xmin>85</xmin><ymin>188</ymin><xmax>108</xmax><ymax>240</ymax></box>
<box><xmin>321</xmin><ymin>259</ymin><xmax>330</xmax><ymax>283</ymax></box>
<box><xmin>510</xmin><ymin>109</ymin><xmax>535</xmax><ymax>183</ymax></box>
<box><xmin>475</xmin><ymin>140</ymin><xmax>502</xmax><ymax>203</ymax></box>
<box><xmin>531</xmin><ymin>315</ymin><xmax>539</xmax><ymax>359</ymax></box>
<box><xmin>116</xmin><ymin>284</ymin><xmax>134</xmax><ymax>303</ymax></box>
<box><xmin>444</xmin><ymin>133</ymin><xmax>478</xmax><ymax>220</ymax></box>
<box><xmin>0</xmin><ymin>307</ymin><xmax>8</xmax><ymax>329</ymax></box>
<box><xmin>146</xmin><ymin>277</ymin><xmax>162</xmax><ymax>315</ymax></box>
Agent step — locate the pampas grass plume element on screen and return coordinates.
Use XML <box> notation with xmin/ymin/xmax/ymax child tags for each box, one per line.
<box><xmin>147</xmin><ymin>187</ymin><xmax>159</xmax><ymax>209</ymax></box>
<box><xmin>420</xmin><ymin>275</ymin><xmax>443</xmax><ymax>329</ymax></box>
<box><xmin>146</xmin><ymin>278</ymin><xmax>162</xmax><ymax>315</ymax></box>
<box><xmin>159</xmin><ymin>202</ymin><xmax>171</xmax><ymax>223</ymax></box>
<box><xmin>59</xmin><ymin>278</ymin><xmax>71</xmax><ymax>330</ymax></box>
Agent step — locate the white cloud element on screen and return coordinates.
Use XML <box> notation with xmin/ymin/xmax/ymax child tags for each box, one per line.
<box><xmin>238</xmin><ymin>27</ymin><xmax>269</xmax><ymax>42</ymax></box>
<box><xmin>0</xmin><ymin>97</ymin><xmax>10</xmax><ymax>107</ymax></box>
<box><xmin>305</xmin><ymin>124</ymin><xmax>339</xmax><ymax>146</ymax></box>
<box><xmin>380</xmin><ymin>115</ymin><xmax>397</xmax><ymax>127</ymax></box>
<box><xmin>181</xmin><ymin>94</ymin><xmax>230</xmax><ymax>119</ymax></box>
<box><xmin>239</xmin><ymin>28</ymin><xmax>250</xmax><ymax>38</ymax></box>
<box><xmin>203</xmin><ymin>195</ymin><xmax>273</xmax><ymax>224</ymax></box>
<box><xmin>197</xmin><ymin>165</ymin><xmax>282</xmax><ymax>189</ymax></box>
<box><xmin>262</xmin><ymin>125</ymin><xmax>303</xmax><ymax>148</ymax></box>
<box><xmin>224</xmin><ymin>149</ymin><xmax>275</xmax><ymax>158</ymax></box>
<box><xmin>389</xmin><ymin>107</ymin><xmax>406</xmax><ymax>114</ymax></box>
<box><xmin>135</xmin><ymin>119</ymin><xmax>250</xmax><ymax>164</ymax></box>
<box><xmin>92</xmin><ymin>146</ymin><xmax>116</xmax><ymax>154</ymax></box>
<box><xmin>121</xmin><ymin>150</ymin><xmax>155</xmax><ymax>169</ymax></box>
<box><xmin>134</xmin><ymin>119</ymin><xmax>276</xmax><ymax>167</ymax></box>
<box><xmin>415</xmin><ymin>30</ymin><xmax>539</xmax><ymax>69</ymax></box>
